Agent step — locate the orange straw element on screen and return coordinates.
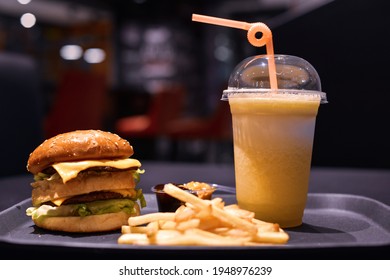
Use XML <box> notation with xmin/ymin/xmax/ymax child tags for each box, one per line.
<box><xmin>192</xmin><ymin>14</ymin><xmax>278</xmax><ymax>90</ymax></box>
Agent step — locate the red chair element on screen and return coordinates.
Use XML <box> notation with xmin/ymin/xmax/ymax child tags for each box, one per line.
<box><xmin>114</xmin><ymin>84</ymin><xmax>186</xmax><ymax>138</ymax></box>
<box><xmin>165</xmin><ymin>101</ymin><xmax>232</xmax><ymax>140</ymax></box>
<box><xmin>44</xmin><ymin>69</ymin><xmax>108</xmax><ymax>138</ymax></box>
<box><xmin>164</xmin><ymin>101</ymin><xmax>233</xmax><ymax>161</ymax></box>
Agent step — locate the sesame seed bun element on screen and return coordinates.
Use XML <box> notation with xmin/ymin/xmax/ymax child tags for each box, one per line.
<box><xmin>27</xmin><ymin>130</ymin><xmax>134</xmax><ymax>174</ymax></box>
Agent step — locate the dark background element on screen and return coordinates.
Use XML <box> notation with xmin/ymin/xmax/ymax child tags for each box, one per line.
<box><xmin>272</xmin><ymin>0</ymin><xmax>390</xmax><ymax>169</ymax></box>
<box><xmin>0</xmin><ymin>0</ymin><xmax>389</xmax><ymax>177</ymax></box>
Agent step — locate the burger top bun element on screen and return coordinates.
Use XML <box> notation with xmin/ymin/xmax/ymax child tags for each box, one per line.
<box><xmin>27</xmin><ymin>130</ymin><xmax>134</xmax><ymax>174</ymax></box>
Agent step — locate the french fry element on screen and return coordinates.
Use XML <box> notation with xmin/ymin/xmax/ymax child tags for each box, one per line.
<box><xmin>175</xmin><ymin>218</ymin><xmax>200</xmax><ymax>231</ymax></box>
<box><xmin>164</xmin><ymin>183</ymin><xmax>210</xmax><ymax>210</ymax></box>
<box><xmin>175</xmin><ymin>204</ymin><xmax>187</xmax><ymax>214</ymax></box>
<box><xmin>175</xmin><ymin>206</ymin><xmax>196</xmax><ymax>222</ymax></box>
<box><xmin>224</xmin><ymin>204</ymin><xmax>255</xmax><ymax>221</ymax></box>
<box><xmin>121</xmin><ymin>225</ymin><xmax>149</xmax><ymax>234</ymax></box>
<box><xmin>211</xmin><ymin>205</ymin><xmax>258</xmax><ymax>235</ymax></box>
<box><xmin>185</xmin><ymin>228</ymin><xmax>249</xmax><ymax>246</ymax></box>
<box><xmin>252</xmin><ymin>218</ymin><xmax>280</xmax><ymax>232</ymax></box>
<box><xmin>252</xmin><ymin>217</ymin><xmax>276</xmax><ymax>226</ymax></box>
<box><xmin>212</xmin><ymin>227</ymin><xmax>251</xmax><ymax>238</ymax></box>
<box><xmin>118</xmin><ymin>233</ymin><xmax>150</xmax><ymax>245</ymax></box>
<box><xmin>159</xmin><ymin>220</ymin><xmax>177</xmax><ymax>230</ymax></box>
<box><xmin>128</xmin><ymin>212</ymin><xmax>175</xmax><ymax>226</ymax></box>
<box><xmin>151</xmin><ymin>230</ymin><xmax>192</xmax><ymax>246</ymax></box>
<box><xmin>121</xmin><ymin>225</ymin><xmax>131</xmax><ymax>234</ymax></box>
<box><xmin>118</xmin><ymin>183</ymin><xmax>289</xmax><ymax>246</ymax></box>
<box><xmin>211</xmin><ymin>197</ymin><xmax>224</xmax><ymax>209</ymax></box>
<box><xmin>145</xmin><ymin>220</ymin><xmax>159</xmax><ymax>237</ymax></box>
<box><xmin>254</xmin><ymin>230</ymin><xmax>290</xmax><ymax>244</ymax></box>
<box><xmin>129</xmin><ymin>226</ymin><xmax>149</xmax><ymax>234</ymax></box>
<box><xmin>198</xmin><ymin>216</ymin><xmax>222</xmax><ymax>230</ymax></box>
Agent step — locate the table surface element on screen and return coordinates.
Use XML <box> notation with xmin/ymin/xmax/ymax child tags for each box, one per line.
<box><xmin>0</xmin><ymin>161</ymin><xmax>389</xmax><ymax>259</ymax></box>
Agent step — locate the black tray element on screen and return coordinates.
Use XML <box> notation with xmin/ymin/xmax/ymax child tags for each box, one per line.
<box><xmin>1</xmin><ymin>193</ymin><xmax>389</xmax><ymax>259</ymax></box>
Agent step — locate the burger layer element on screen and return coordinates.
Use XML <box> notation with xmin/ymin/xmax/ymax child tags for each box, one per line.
<box><xmin>31</xmin><ymin>169</ymin><xmax>142</xmax><ymax>207</ymax></box>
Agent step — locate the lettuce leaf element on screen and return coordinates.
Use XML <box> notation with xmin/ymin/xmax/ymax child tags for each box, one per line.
<box><xmin>134</xmin><ymin>168</ymin><xmax>145</xmax><ymax>184</ymax></box>
<box><xmin>26</xmin><ymin>198</ymin><xmax>139</xmax><ymax>221</ymax></box>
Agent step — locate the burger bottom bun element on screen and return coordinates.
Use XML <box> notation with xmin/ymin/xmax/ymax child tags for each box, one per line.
<box><xmin>32</xmin><ymin>204</ymin><xmax>140</xmax><ymax>233</ymax></box>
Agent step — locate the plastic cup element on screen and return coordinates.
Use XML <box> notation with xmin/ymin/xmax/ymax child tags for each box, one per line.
<box><xmin>222</xmin><ymin>54</ymin><xmax>327</xmax><ymax>228</ymax></box>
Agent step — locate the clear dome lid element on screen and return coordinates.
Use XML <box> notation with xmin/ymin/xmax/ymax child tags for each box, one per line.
<box><xmin>222</xmin><ymin>54</ymin><xmax>327</xmax><ymax>103</ymax></box>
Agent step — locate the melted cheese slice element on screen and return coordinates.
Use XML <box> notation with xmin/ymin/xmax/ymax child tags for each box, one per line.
<box><xmin>52</xmin><ymin>158</ymin><xmax>141</xmax><ymax>183</ymax></box>
<box><xmin>51</xmin><ymin>197</ymin><xmax>68</xmax><ymax>207</ymax></box>
<box><xmin>51</xmin><ymin>188</ymin><xmax>137</xmax><ymax>206</ymax></box>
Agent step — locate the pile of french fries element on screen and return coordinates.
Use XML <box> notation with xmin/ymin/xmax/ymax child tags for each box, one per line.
<box><xmin>118</xmin><ymin>183</ymin><xmax>289</xmax><ymax>246</ymax></box>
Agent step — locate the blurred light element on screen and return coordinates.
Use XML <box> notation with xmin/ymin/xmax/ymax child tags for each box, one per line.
<box><xmin>20</xmin><ymin>13</ymin><xmax>36</xmax><ymax>28</ymax></box>
<box><xmin>84</xmin><ymin>48</ymin><xmax>106</xmax><ymax>64</ymax></box>
<box><xmin>17</xmin><ymin>0</ymin><xmax>32</xmax><ymax>4</ymax></box>
<box><xmin>60</xmin><ymin>45</ymin><xmax>83</xmax><ymax>60</ymax></box>
<box><xmin>214</xmin><ymin>46</ymin><xmax>232</xmax><ymax>62</ymax></box>
<box><xmin>214</xmin><ymin>33</ymin><xmax>230</xmax><ymax>46</ymax></box>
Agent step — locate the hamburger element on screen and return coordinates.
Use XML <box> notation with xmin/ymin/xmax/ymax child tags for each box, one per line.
<box><xmin>26</xmin><ymin>130</ymin><xmax>145</xmax><ymax>233</ymax></box>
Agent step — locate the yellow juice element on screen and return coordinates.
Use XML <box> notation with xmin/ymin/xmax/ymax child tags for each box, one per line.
<box><xmin>229</xmin><ymin>95</ymin><xmax>320</xmax><ymax>228</ymax></box>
